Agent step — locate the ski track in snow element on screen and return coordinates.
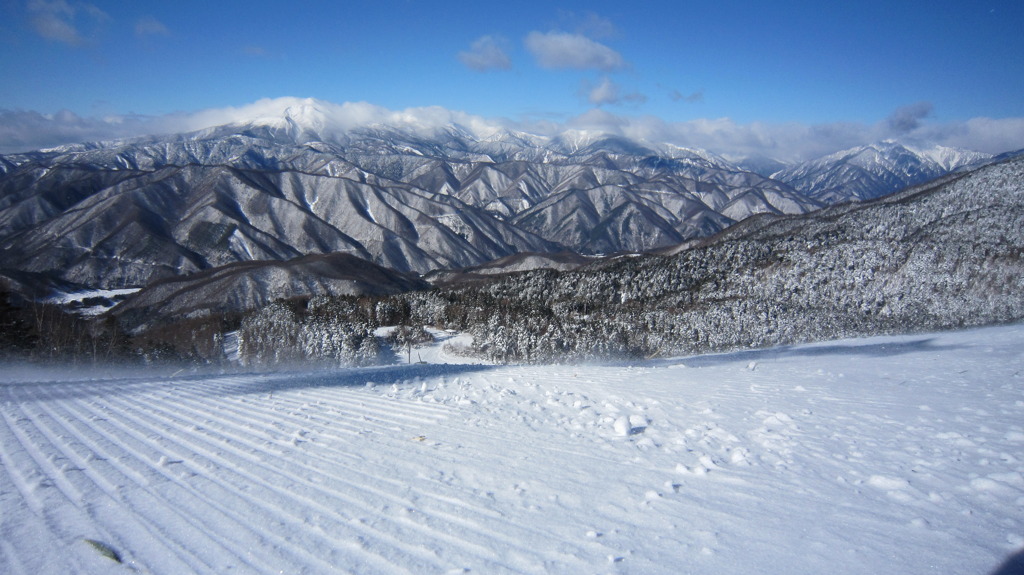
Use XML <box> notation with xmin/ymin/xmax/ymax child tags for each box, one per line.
<box><xmin>2</xmin><ymin>325</ymin><xmax>1024</xmax><ymax>574</ymax></box>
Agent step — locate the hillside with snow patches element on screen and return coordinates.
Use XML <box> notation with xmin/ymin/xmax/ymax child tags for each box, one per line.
<box><xmin>1</xmin><ymin>323</ymin><xmax>1023</xmax><ymax>574</ymax></box>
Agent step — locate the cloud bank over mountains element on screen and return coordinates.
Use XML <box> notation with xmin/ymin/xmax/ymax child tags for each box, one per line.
<box><xmin>0</xmin><ymin>97</ymin><xmax>1021</xmax><ymax>162</ymax></box>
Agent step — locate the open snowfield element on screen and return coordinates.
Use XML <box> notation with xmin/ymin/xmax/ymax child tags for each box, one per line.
<box><xmin>2</xmin><ymin>325</ymin><xmax>1023</xmax><ymax>574</ymax></box>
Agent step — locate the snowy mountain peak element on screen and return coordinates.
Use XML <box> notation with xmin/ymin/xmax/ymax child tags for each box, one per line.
<box><xmin>900</xmin><ymin>141</ymin><xmax>992</xmax><ymax>172</ymax></box>
<box><xmin>657</xmin><ymin>143</ymin><xmax>738</xmax><ymax>170</ymax></box>
<box><xmin>772</xmin><ymin>139</ymin><xmax>993</xmax><ymax>203</ymax></box>
<box><xmin>229</xmin><ymin>97</ymin><xmax>352</xmax><ymax>143</ymax></box>
<box><xmin>840</xmin><ymin>140</ymin><xmax>988</xmax><ymax>171</ymax></box>
<box><xmin>282</xmin><ymin>100</ymin><xmax>332</xmax><ymax>133</ymax></box>
<box><xmin>478</xmin><ymin>127</ymin><xmax>549</xmax><ymax>149</ymax></box>
<box><xmin>551</xmin><ymin>129</ymin><xmax>607</xmax><ymax>153</ymax></box>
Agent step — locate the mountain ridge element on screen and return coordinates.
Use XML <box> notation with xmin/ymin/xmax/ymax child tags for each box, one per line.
<box><xmin>0</xmin><ymin>102</ymin><xmax>1006</xmax><ymax>309</ymax></box>
<box><xmin>0</xmin><ymin>111</ymin><xmax>821</xmax><ymax>294</ymax></box>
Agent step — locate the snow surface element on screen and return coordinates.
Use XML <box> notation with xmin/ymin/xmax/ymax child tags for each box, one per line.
<box><xmin>2</xmin><ymin>324</ymin><xmax>1023</xmax><ymax>574</ymax></box>
<box><xmin>45</xmin><ymin>288</ymin><xmax>141</xmax><ymax>316</ymax></box>
<box><xmin>372</xmin><ymin>326</ymin><xmax>483</xmax><ymax>367</ymax></box>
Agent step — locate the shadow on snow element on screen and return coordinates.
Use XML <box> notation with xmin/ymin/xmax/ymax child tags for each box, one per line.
<box><xmin>0</xmin><ymin>362</ymin><xmax>498</xmax><ymax>403</ymax></box>
<box><xmin>658</xmin><ymin>337</ymin><xmax>964</xmax><ymax>369</ymax></box>
<box><xmin>210</xmin><ymin>362</ymin><xmax>497</xmax><ymax>397</ymax></box>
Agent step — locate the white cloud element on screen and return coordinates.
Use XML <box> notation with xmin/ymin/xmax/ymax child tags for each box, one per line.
<box><xmin>562</xmin><ymin>11</ymin><xmax>618</xmax><ymax>39</ymax></box>
<box><xmin>1</xmin><ymin>98</ymin><xmax>1022</xmax><ymax>162</ymax></box>
<box><xmin>0</xmin><ymin>98</ymin><xmax>513</xmax><ymax>154</ymax></box>
<box><xmin>524</xmin><ymin>31</ymin><xmax>626</xmax><ymax>71</ymax></box>
<box><xmin>182</xmin><ymin>98</ymin><xmax>505</xmax><ymax>139</ymax></box>
<box><xmin>554</xmin><ymin>111</ymin><xmax>1024</xmax><ymax>161</ymax></box>
<box><xmin>563</xmin><ymin>113</ymin><xmax>885</xmax><ymax>162</ymax></box>
<box><xmin>134</xmin><ymin>16</ymin><xmax>170</xmax><ymax>38</ymax></box>
<box><xmin>582</xmin><ymin>77</ymin><xmax>647</xmax><ymax>107</ymax></box>
<box><xmin>914</xmin><ymin>116</ymin><xmax>1024</xmax><ymax>155</ymax></box>
<box><xmin>564</xmin><ymin>108</ymin><xmax>628</xmax><ymax>133</ymax></box>
<box><xmin>458</xmin><ymin>35</ymin><xmax>511</xmax><ymax>72</ymax></box>
<box><xmin>241</xmin><ymin>45</ymin><xmax>269</xmax><ymax>57</ymax></box>
<box><xmin>887</xmin><ymin>101</ymin><xmax>933</xmax><ymax>134</ymax></box>
<box><xmin>27</xmin><ymin>0</ymin><xmax>80</xmax><ymax>44</ymax></box>
<box><xmin>26</xmin><ymin>0</ymin><xmax>107</xmax><ymax>45</ymax></box>
<box><xmin>587</xmin><ymin>77</ymin><xmax>618</xmax><ymax>106</ymax></box>
<box><xmin>0</xmin><ymin>108</ymin><xmax>132</xmax><ymax>152</ymax></box>
<box><xmin>670</xmin><ymin>89</ymin><xmax>704</xmax><ymax>103</ymax></box>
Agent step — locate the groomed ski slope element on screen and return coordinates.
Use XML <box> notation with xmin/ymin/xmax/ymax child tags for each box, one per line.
<box><xmin>2</xmin><ymin>324</ymin><xmax>1023</xmax><ymax>574</ymax></box>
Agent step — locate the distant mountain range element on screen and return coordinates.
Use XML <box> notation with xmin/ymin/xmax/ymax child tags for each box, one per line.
<box><xmin>771</xmin><ymin>140</ymin><xmax>992</xmax><ymax>203</ymax></box>
<box><xmin>0</xmin><ymin>99</ymin><xmax>1001</xmax><ymax>312</ymax></box>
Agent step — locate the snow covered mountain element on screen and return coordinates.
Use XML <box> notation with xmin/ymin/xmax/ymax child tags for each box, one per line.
<box><xmin>421</xmin><ymin>153</ymin><xmax>1024</xmax><ymax>362</ymax></box>
<box><xmin>0</xmin><ymin>99</ymin><xmax>819</xmax><ymax>293</ymax></box>
<box><xmin>772</xmin><ymin>140</ymin><xmax>992</xmax><ymax>203</ymax></box>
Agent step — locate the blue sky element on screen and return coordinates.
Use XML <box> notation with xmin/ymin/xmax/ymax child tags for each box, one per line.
<box><xmin>1</xmin><ymin>0</ymin><xmax>1022</xmax><ymax>158</ymax></box>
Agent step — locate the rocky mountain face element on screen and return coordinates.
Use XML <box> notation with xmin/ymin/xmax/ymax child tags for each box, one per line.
<box><xmin>772</xmin><ymin>140</ymin><xmax>991</xmax><ymax>204</ymax></box>
<box><xmin>0</xmin><ymin>102</ymin><xmax>819</xmax><ymax>295</ymax></box>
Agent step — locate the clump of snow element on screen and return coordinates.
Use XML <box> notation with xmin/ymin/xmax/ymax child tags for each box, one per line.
<box><xmin>613</xmin><ymin>414</ymin><xmax>648</xmax><ymax>436</ymax></box>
